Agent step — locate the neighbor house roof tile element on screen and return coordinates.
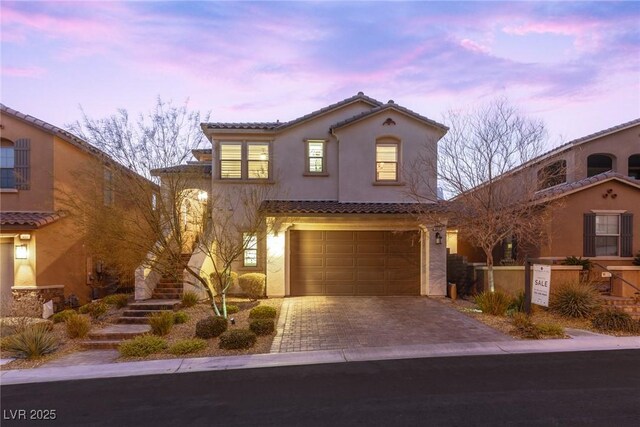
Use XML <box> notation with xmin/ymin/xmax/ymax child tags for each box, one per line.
<box><xmin>0</xmin><ymin>211</ymin><xmax>64</xmax><ymax>229</ymax></box>
<box><xmin>260</xmin><ymin>200</ymin><xmax>445</xmax><ymax>215</ymax></box>
<box><xmin>330</xmin><ymin>101</ymin><xmax>448</xmax><ymax>132</ymax></box>
<box><xmin>534</xmin><ymin>171</ymin><xmax>640</xmax><ymax>202</ymax></box>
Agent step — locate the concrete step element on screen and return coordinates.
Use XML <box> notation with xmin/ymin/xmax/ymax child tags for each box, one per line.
<box><xmin>127</xmin><ymin>300</ymin><xmax>180</xmax><ymax>311</ymax></box>
<box><xmin>122</xmin><ymin>309</ymin><xmax>171</xmax><ymax>317</ymax></box>
<box><xmin>117</xmin><ymin>317</ymin><xmax>151</xmax><ymax>324</ymax></box>
<box><xmin>154</xmin><ymin>287</ymin><xmax>183</xmax><ymax>293</ymax></box>
<box><xmin>81</xmin><ymin>340</ymin><xmax>122</xmax><ymax>350</ymax></box>
<box><xmin>152</xmin><ymin>293</ymin><xmax>182</xmax><ymax>300</ymax></box>
<box><xmin>156</xmin><ymin>283</ymin><xmax>183</xmax><ymax>289</ymax></box>
<box><xmin>88</xmin><ymin>324</ymin><xmax>150</xmax><ymax>340</ymax></box>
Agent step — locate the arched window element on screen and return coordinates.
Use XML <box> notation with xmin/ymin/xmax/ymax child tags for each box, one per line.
<box><xmin>587</xmin><ymin>154</ymin><xmax>613</xmax><ymax>177</ymax></box>
<box><xmin>629</xmin><ymin>154</ymin><xmax>640</xmax><ymax>179</ymax></box>
<box><xmin>537</xmin><ymin>160</ymin><xmax>566</xmax><ymax>190</ymax></box>
<box><xmin>0</xmin><ymin>139</ymin><xmax>15</xmax><ymax>189</ymax></box>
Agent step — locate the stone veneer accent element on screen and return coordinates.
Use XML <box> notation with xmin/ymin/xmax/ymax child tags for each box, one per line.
<box><xmin>10</xmin><ymin>286</ymin><xmax>65</xmax><ymax>317</ymax></box>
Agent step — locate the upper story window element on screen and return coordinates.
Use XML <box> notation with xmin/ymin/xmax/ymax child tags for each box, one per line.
<box><xmin>219</xmin><ymin>141</ymin><xmax>270</xmax><ymax>180</ymax></box>
<box><xmin>0</xmin><ymin>141</ymin><xmax>15</xmax><ymax>189</ymax></box>
<box><xmin>537</xmin><ymin>160</ymin><xmax>566</xmax><ymax>190</ymax></box>
<box><xmin>587</xmin><ymin>154</ymin><xmax>613</xmax><ymax>177</ymax></box>
<box><xmin>629</xmin><ymin>154</ymin><xmax>640</xmax><ymax>179</ymax></box>
<box><xmin>305</xmin><ymin>140</ymin><xmax>326</xmax><ymax>174</ymax></box>
<box><xmin>376</xmin><ymin>141</ymin><xmax>399</xmax><ymax>182</ymax></box>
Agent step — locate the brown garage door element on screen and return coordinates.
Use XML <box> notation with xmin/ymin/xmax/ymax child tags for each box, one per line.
<box><xmin>290</xmin><ymin>230</ymin><xmax>421</xmax><ymax>296</ymax></box>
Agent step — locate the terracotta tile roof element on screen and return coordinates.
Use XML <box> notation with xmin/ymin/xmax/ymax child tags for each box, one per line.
<box><xmin>151</xmin><ymin>164</ymin><xmax>212</xmax><ymax>176</ymax></box>
<box><xmin>203</xmin><ymin>92</ymin><xmax>383</xmax><ymax>132</ymax></box>
<box><xmin>0</xmin><ymin>211</ymin><xmax>64</xmax><ymax>229</ymax></box>
<box><xmin>330</xmin><ymin>101</ymin><xmax>448</xmax><ymax>132</ymax></box>
<box><xmin>260</xmin><ymin>200</ymin><xmax>445</xmax><ymax>215</ymax></box>
<box><xmin>534</xmin><ymin>171</ymin><xmax>640</xmax><ymax>202</ymax></box>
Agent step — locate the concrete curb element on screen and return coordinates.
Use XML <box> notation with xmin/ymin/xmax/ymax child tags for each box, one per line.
<box><xmin>2</xmin><ymin>336</ymin><xmax>639</xmax><ymax>386</ymax></box>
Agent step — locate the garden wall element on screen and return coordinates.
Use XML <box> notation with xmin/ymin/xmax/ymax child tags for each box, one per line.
<box><xmin>474</xmin><ymin>265</ymin><xmax>583</xmax><ymax>296</ymax></box>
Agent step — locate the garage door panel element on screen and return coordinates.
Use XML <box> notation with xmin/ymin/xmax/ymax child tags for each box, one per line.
<box><xmin>325</xmin><ymin>257</ymin><xmax>355</xmax><ymax>267</ymax></box>
<box><xmin>290</xmin><ymin>230</ymin><xmax>420</xmax><ymax>296</ymax></box>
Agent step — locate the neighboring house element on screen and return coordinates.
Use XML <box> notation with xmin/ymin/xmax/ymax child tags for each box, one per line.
<box><xmin>0</xmin><ymin>104</ymin><xmax>154</xmax><ymax>313</ymax></box>
<box><xmin>452</xmin><ymin>119</ymin><xmax>640</xmax><ymax>267</ymax></box>
<box><xmin>163</xmin><ymin>92</ymin><xmax>450</xmax><ymax>298</ymax></box>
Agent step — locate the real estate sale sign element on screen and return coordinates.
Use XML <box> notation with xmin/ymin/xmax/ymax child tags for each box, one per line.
<box><xmin>532</xmin><ymin>264</ymin><xmax>551</xmax><ymax>307</ymax></box>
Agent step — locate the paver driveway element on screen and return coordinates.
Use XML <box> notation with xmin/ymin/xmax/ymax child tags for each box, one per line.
<box><xmin>271</xmin><ymin>296</ymin><xmax>511</xmax><ymax>353</ymax></box>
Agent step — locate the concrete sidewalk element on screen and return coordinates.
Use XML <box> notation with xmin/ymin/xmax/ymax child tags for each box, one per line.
<box><xmin>2</xmin><ymin>335</ymin><xmax>639</xmax><ymax>386</ymax></box>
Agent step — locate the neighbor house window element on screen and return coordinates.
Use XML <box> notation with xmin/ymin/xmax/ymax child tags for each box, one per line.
<box><xmin>103</xmin><ymin>168</ymin><xmax>114</xmax><ymax>206</ymax></box>
<box><xmin>587</xmin><ymin>154</ymin><xmax>613</xmax><ymax>177</ymax></box>
<box><xmin>595</xmin><ymin>214</ymin><xmax>619</xmax><ymax>256</ymax></box>
<box><xmin>376</xmin><ymin>142</ymin><xmax>399</xmax><ymax>181</ymax></box>
<box><xmin>220</xmin><ymin>143</ymin><xmax>242</xmax><ymax>179</ymax></box>
<box><xmin>219</xmin><ymin>142</ymin><xmax>270</xmax><ymax>180</ymax></box>
<box><xmin>243</xmin><ymin>233</ymin><xmax>258</xmax><ymax>267</ymax></box>
<box><xmin>629</xmin><ymin>154</ymin><xmax>640</xmax><ymax>179</ymax></box>
<box><xmin>537</xmin><ymin>160</ymin><xmax>566</xmax><ymax>190</ymax></box>
<box><xmin>0</xmin><ymin>142</ymin><xmax>15</xmax><ymax>189</ymax></box>
<box><xmin>247</xmin><ymin>143</ymin><xmax>270</xmax><ymax>179</ymax></box>
<box><xmin>306</xmin><ymin>140</ymin><xmax>326</xmax><ymax>174</ymax></box>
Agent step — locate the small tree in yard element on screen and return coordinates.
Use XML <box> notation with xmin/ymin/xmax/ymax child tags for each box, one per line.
<box><xmin>408</xmin><ymin>98</ymin><xmax>553</xmax><ymax>292</ymax></box>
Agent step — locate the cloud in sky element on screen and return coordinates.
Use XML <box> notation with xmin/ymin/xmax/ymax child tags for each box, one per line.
<box><xmin>1</xmin><ymin>1</ymin><xmax>638</xmax><ymax>146</ymax></box>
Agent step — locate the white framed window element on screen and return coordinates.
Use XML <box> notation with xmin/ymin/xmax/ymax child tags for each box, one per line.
<box><xmin>243</xmin><ymin>233</ymin><xmax>258</xmax><ymax>267</ymax></box>
<box><xmin>306</xmin><ymin>140</ymin><xmax>326</xmax><ymax>174</ymax></box>
<box><xmin>247</xmin><ymin>143</ymin><xmax>270</xmax><ymax>179</ymax></box>
<box><xmin>219</xmin><ymin>141</ymin><xmax>270</xmax><ymax>180</ymax></box>
<box><xmin>595</xmin><ymin>214</ymin><xmax>619</xmax><ymax>256</ymax></box>
<box><xmin>376</xmin><ymin>143</ymin><xmax>399</xmax><ymax>181</ymax></box>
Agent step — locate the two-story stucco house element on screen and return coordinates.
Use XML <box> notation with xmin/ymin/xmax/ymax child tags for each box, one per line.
<box><xmin>178</xmin><ymin>93</ymin><xmax>449</xmax><ymax>298</ymax></box>
<box><xmin>0</xmin><ymin>104</ymin><xmax>156</xmax><ymax>312</ymax></box>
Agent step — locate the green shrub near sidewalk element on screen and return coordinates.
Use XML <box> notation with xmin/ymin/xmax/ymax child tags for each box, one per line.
<box><xmin>148</xmin><ymin>312</ymin><xmax>175</xmax><ymax>336</ymax></box>
<box><xmin>249</xmin><ymin>319</ymin><xmax>275</xmax><ymax>336</ymax></box>
<box><xmin>181</xmin><ymin>291</ymin><xmax>199</xmax><ymax>308</ymax></box>
<box><xmin>2</xmin><ymin>324</ymin><xmax>58</xmax><ymax>359</ymax></box>
<box><xmin>249</xmin><ymin>305</ymin><xmax>277</xmax><ymax>319</ymax></box>
<box><xmin>168</xmin><ymin>338</ymin><xmax>208</xmax><ymax>355</ymax></box>
<box><xmin>474</xmin><ymin>291</ymin><xmax>511</xmax><ymax>316</ymax></box>
<box><xmin>592</xmin><ymin>309</ymin><xmax>639</xmax><ymax>333</ymax></box>
<box><xmin>119</xmin><ymin>335</ymin><xmax>168</xmax><ymax>357</ymax></box>
<box><xmin>51</xmin><ymin>309</ymin><xmax>77</xmax><ymax>324</ymax></box>
<box><xmin>195</xmin><ymin>316</ymin><xmax>228</xmax><ymax>339</ymax></box>
<box><xmin>65</xmin><ymin>314</ymin><xmax>91</xmax><ymax>339</ymax></box>
<box><xmin>173</xmin><ymin>311</ymin><xmax>189</xmax><ymax>324</ymax></box>
<box><xmin>549</xmin><ymin>281</ymin><xmax>600</xmax><ymax>319</ymax></box>
<box><xmin>219</xmin><ymin>329</ymin><xmax>256</xmax><ymax>349</ymax></box>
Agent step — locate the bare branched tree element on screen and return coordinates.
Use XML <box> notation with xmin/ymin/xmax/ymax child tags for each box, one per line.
<box><xmin>408</xmin><ymin>98</ymin><xmax>554</xmax><ymax>292</ymax></box>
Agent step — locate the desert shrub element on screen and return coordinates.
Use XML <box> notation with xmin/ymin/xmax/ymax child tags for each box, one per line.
<box><xmin>239</xmin><ymin>273</ymin><xmax>266</xmax><ymax>299</ymax></box>
<box><xmin>79</xmin><ymin>302</ymin><xmax>108</xmax><ymax>319</ymax></box>
<box><xmin>226</xmin><ymin>304</ymin><xmax>240</xmax><ymax>314</ymax></box>
<box><xmin>592</xmin><ymin>309</ymin><xmax>640</xmax><ymax>333</ymax></box>
<box><xmin>508</xmin><ymin>292</ymin><xmax>526</xmax><ymax>314</ymax></box>
<box><xmin>102</xmin><ymin>294</ymin><xmax>129</xmax><ymax>308</ymax></box>
<box><xmin>148</xmin><ymin>311</ymin><xmax>175</xmax><ymax>336</ymax></box>
<box><xmin>536</xmin><ymin>323</ymin><xmax>565</xmax><ymax>338</ymax></box>
<box><xmin>561</xmin><ymin>256</ymin><xmax>592</xmax><ymax>270</ymax></box>
<box><xmin>173</xmin><ymin>311</ymin><xmax>189</xmax><ymax>324</ymax></box>
<box><xmin>474</xmin><ymin>291</ymin><xmax>511</xmax><ymax>316</ymax></box>
<box><xmin>249</xmin><ymin>305</ymin><xmax>277</xmax><ymax>319</ymax></box>
<box><xmin>181</xmin><ymin>291</ymin><xmax>200</xmax><ymax>308</ymax></box>
<box><xmin>119</xmin><ymin>334</ymin><xmax>168</xmax><ymax>357</ymax></box>
<box><xmin>2</xmin><ymin>324</ymin><xmax>58</xmax><ymax>359</ymax></box>
<box><xmin>549</xmin><ymin>281</ymin><xmax>600</xmax><ymax>318</ymax></box>
<box><xmin>51</xmin><ymin>309</ymin><xmax>77</xmax><ymax>324</ymax></box>
<box><xmin>219</xmin><ymin>329</ymin><xmax>257</xmax><ymax>350</ymax></box>
<box><xmin>249</xmin><ymin>319</ymin><xmax>275</xmax><ymax>336</ymax></box>
<box><xmin>0</xmin><ymin>334</ymin><xmax>15</xmax><ymax>351</ymax></box>
<box><xmin>195</xmin><ymin>316</ymin><xmax>228</xmax><ymax>339</ymax></box>
<box><xmin>168</xmin><ymin>338</ymin><xmax>208</xmax><ymax>355</ymax></box>
<box><xmin>65</xmin><ymin>314</ymin><xmax>91</xmax><ymax>339</ymax></box>
<box><xmin>510</xmin><ymin>312</ymin><xmax>541</xmax><ymax>339</ymax></box>
<box><xmin>211</xmin><ymin>271</ymin><xmax>239</xmax><ymax>293</ymax></box>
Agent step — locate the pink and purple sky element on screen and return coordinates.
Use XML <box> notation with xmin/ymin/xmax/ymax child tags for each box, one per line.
<box><xmin>1</xmin><ymin>1</ymin><xmax>639</xmax><ymax>149</ymax></box>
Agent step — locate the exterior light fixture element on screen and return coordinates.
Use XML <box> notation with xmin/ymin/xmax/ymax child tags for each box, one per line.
<box><xmin>230</xmin><ymin>318</ymin><xmax>236</xmax><ymax>325</ymax></box>
<box><xmin>15</xmin><ymin>244</ymin><xmax>28</xmax><ymax>259</ymax></box>
<box><xmin>197</xmin><ymin>191</ymin><xmax>208</xmax><ymax>202</ymax></box>
<box><xmin>19</xmin><ymin>233</ymin><xmax>31</xmax><ymax>241</ymax></box>
<box><xmin>435</xmin><ymin>232</ymin><xmax>443</xmax><ymax>245</ymax></box>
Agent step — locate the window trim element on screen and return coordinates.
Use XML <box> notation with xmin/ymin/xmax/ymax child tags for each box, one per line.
<box><xmin>594</xmin><ymin>213</ymin><xmax>620</xmax><ymax>257</ymax></box>
<box><xmin>0</xmin><ymin>142</ymin><xmax>15</xmax><ymax>190</ymax></box>
<box><xmin>375</xmin><ymin>140</ymin><xmax>400</xmax><ymax>182</ymax></box>
<box><xmin>304</xmin><ymin>139</ymin><xmax>327</xmax><ymax>176</ymax></box>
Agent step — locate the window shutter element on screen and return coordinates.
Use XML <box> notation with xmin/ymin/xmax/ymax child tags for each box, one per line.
<box><xmin>583</xmin><ymin>213</ymin><xmax>596</xmax><ymax>257</ymax></box>
<box><xmin>14</xmin><ymin>138</ymin><xmax>30</xmax><ymax>190</ymax></box>
<box><xmin>620</xmin><ymin>213</ymin><xmax>633</xmax><ymax>257</ymax></box>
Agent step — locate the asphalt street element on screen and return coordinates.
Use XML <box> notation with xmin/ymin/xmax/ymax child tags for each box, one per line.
<box><xmin>2</xmin><ymin>350</ymin><xmax>639</xmax><ymax>426</ymax></box>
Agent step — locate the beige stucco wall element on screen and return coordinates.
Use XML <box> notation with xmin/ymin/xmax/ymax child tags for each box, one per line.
<box><xmin>476</xmin><ymin>265</ymin><xmax>583</xmax><ymax>296</ymax></box>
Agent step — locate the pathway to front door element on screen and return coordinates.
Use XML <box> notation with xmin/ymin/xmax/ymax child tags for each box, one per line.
<box><xmin>271</xmin><ymin>296</ymin><xmax>511</xmax><ymax>353</ymax></box>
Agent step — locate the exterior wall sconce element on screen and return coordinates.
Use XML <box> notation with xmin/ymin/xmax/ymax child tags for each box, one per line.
<box><xmin>19</xmin><ymin>233</ymin><xmax>31</xmax><ymax>241</ymax></box>
<box><xmin>15</xmin><ymin>244</ymin><xmax>28</xmax><ymax>259</ymax></box>
<box><xmin>197</xmin><ymin>191</ymin><xmax>208</xmax><ymax>202</ymax></box>
<box><xmin>435</xmin><ymin>232</ymin><xmax>443</xmax><ymax>245</ymax></box>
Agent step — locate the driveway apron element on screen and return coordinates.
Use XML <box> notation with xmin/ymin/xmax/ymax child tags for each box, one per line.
<box><xmin>271</xmin><ymin>296</ymin><xmax>511</xmax><ymax>353</ymax></box>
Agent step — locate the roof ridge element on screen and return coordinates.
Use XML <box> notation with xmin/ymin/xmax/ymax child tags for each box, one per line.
<box><xmin>330</xmin><ymin>101</ymin><xmax>448</xmax><ymax>132</ymax></box>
